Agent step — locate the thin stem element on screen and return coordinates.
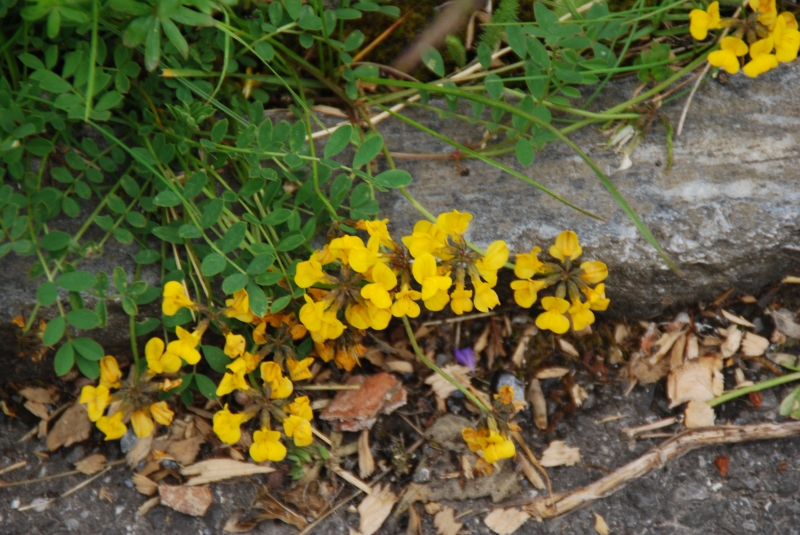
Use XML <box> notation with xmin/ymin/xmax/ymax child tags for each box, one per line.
<box><xmin>708</xmin><ymin>372</ymin><xmax>800</xmax><ymax>408</ymax></box>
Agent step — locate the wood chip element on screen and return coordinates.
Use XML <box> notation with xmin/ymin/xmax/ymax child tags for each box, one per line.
<box><xmin>721</xmin><ymin>309</ymin><xmax>755</xmax><ymax>328</ymax></box>
<box><xmin>768</xmin><ymin>352</ymin><xmax>797</xmax><ymax>369</ymax></box>
<box><xmin>667</xmin><ymin>356</ymin><xmax>723</xmax><ymax>408</ymax></box>
<box><xmin>484</xmin><ymin>507</ymin><xmax>531</xmax><ymax>535</ymax></box>
<box><xmin>540</xmin><ymin>440</ymin><xmax>581</xmax><ymax>467</ymax></box>
<box><xmin>528</xmin><ymin>379</ymin><xmax>547</xmax><ymax>431</ymax></box>
<box><xmin>47</xmin><ymin>402</ymin><xmax>91</xmax><ymax>451</ymax></box>
<box><xmin>741</xmin><ymin>333</ymin><xmax>770</xmax><ymax>357</ymax></box>
<box><xmin>648</xmin><ymin>330</ymin><xmax>686</xmax><ymax>364</ymax></box>
<box><xmin>434</xmin><ymin>507</ymin><xmax>463</xmax><ymax>535</ymax></box>
<box><xmin>515</xmin><ymin>453</ymin><xmax>545</xmax><ymax>489</ymax></box>
<box><xmin>424</xmin><ymin>502</ymin><xmax>442</xmax><ymax>515</ymax></box>
<box><xmin>721</xmin><ymin>326</ymin><xmax>743</xmax><ymax>358</ymax></box>
<box><xmin>359</xmin><ymin>430</ymin><xmax>375</xmax><ymax>479</ymax></box>
<box><xmin>126</xmin><ymin>433</ymin><xmax>153</xmax><ymax>468</ymax></box>
<box><xmin>461</xmin><ymin>455</ymin><xmax>473</xmax><ymax>480</ymax></box>
<box><xmin>614</xmin><ymin>323</ymin><xmax>630</xmax><ymax>344</ymax></box>
<box><xmin>684</xmin><ymin>400</ymin><xmax>715</xmax><ymax>428</ymax></box>
<box><xmin>385</xmin><ymin>360</ymin><xmax>414</xmax><ymax>374</ymax></box>
<box><xmin>181</xmin><ymin>459</ymin><xmax>275</xmax><ymax>485</ymax></box>
<box><xmin>19</xmin><ymin>387</ymin><xmax>58</xmax><ymax>405</ymax></box>
<box><xmin>558</xmin><ymin>339</ymin><xmax>579</xmax><ymax>358</ymax></box>
<box><xmin>159</xmin><ymin>484</ymin><xmax>212</xmax><ymax>517</ymax></box>
<box><xmin>24</xmin><ymin>400</ymin><xmax>50</xmax><ymax>421</ymax></box>
<box><xmin>74</xmin><ymin>454</ymin><xmax>107</xmax><ymax>475</ymax></box>
<box><xmin>594</xmin><ymin>513</ymin><xmax>610</xmax><ymax>535</ymax></box>
<box><xmin>333</xmin><ymin>466</ymin><xmax>372</xmax><ymax>494</ymax></box>
<box><xmin>473</xmin><ymin>324</ymin><xmax>490</xmax><ymax>355</ymax></box>
<box><xmin>535</xmin><ymin>367</ymin><xmax>570</xmax><ymax>380</ymax></box>
<box><xmin>685</xmin><ymin>334</ymin><xmax>699</xmax><ymax>360</ymax></box>
<box><xmin>132</xmin><ymin>473</ymin><xmax>158</xmax><ymax>496</ymax></box>
<box><xmin>137</xmin><ymin>496</ymin><xmax>160</xmax><ymax>517</ymax></box>
<box><xmin>511</xmin><ymin>325</ymin><xmax>537</xmax><ymax>367</ymax></box>
<box><xmin>352</xmin><ymin>483</ymin><xmax>397</xmax><ymax>535</ymax></box>
<box><xmin>407</xmin><ymin>505</ymin><xmax>421</xmax><ymax>535</ymax></box>
<box><xmin>425</xmin><ymin>365</ymin><xmax>471</xmax><ymax>400</ymax></box>
<box><xmin>771</xmin><ymin>308</ymin><xmax>800</xmax><ymax>339</ymax></box>
<box><xmin>628</xmin><ymin>350</ymin><xmax>670</xmax><ymax>384</ymax></box>
<box><xmin>166</xmin><ymin>435</ymin><xmax>205</xmax><ymax>466</ymax></box>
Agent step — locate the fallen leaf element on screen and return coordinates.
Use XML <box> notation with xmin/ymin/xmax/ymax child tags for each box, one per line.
<box><xmin>424</xmin><ymin>502</ymin><xmax>442</xmax><ymax>515</ymax></box>
<box><xmin>159</xmin><ymin>484</ymin><xmax>212</xmax><ymax>517</ymax></box>
<box><xmin>540</xmin><ymin>440</ymin><xmax>580</xmax><ymax>467</ymax></box>
<box><xmin>594</xmin><ymin>512</ymin><xmax>610</xmax><ymax>535</ymax></box>
<box><xmin>166</xmin><ymin>435</ymin><xmax>205</xmax><ymax>466</ymax></box>
<box><xmin>515</xmin><ymin>453</ymin><xmax>545</xmax><ymax>489</ymax></box>
<box><xmin>434</xmin><ymin>507</ymin><xmax>462</xmax><ymax>535</ymax></box>
<box><xmin>511</xmin><ymin>325</ymin><xmax>537</xmax><ymax>367</ymax></box>
<box><xmin>628</xmin><ymin>350</ymin><xmax>670</xmax><ymax>384</ymax></box>
<box><xmin>333</xmin><ymin>466</ymin><xmax>373</xmax><ymax>494</ymax></box>
<box><xmin>386</xmin><ymin>360</ymin><xmax>414</xmax><ymax>374</ymax></box>
<box><xmin>19</xmin><ymin>387</ymin><xmax>58</xmax><ymax>405</ymax></box>
<box><xmin>721</xmin><ymin>326</ymin><xmax>743</xmax><ymax>358</ymax></box>
<box><xmin>639</xmin><ymin>323</ymin><xmax>659</xmax><ymax>353</ymax></box>
<box><xmin>484</xmin><ymin>507</ymin><xmax>531</xmax><ymax>535</ymax></box>
<box><xmin>535</xmin><ymin>367</ymin><xmax>570</xmax><ymax>380</ymax></box>
<box><xmin>137</xmin><ymin>496</ymin><xmax>160</xmax><ymax>517</ymax></box>
<box><xmin>181</xmin><ymin>459</ymin><xmax>275</xmax><ymax>485</ymax></box>
<box><xmin>126</xmin><ymin>433</ymin><xmax>153</xmax><ymax>468</ymax></box>
<box><xmin>684</xmin><ymin>400</ymin><xmax>715</xmax><ymax>428</ymax></box>
<box><xmin>667</xmin><ymin>356</ymin><xmax>723</xmax><ymax>408</ymax></box>
<box><xmin>771</xmin><ymin>309</ymin><xmax>800</xmax><ymax>339</ymax></box>
<box><xmin>768</xmin><ymin>352</ymin><xmax>798</xmax><ymax>369</ymax></box>
<box><xmin>132</xmin><ymin>473</ymin><xmax>158</xmax><ymax>496</ymax></box>
<box><xmin>570</xmin><ymin>383</ymin><xmax>588</xmax><ymax>408</ymax></box>
<box><xmin>648</xmin><ymin>330</ymin><xmax>686</xmax><ymax>364</ymax></box>
<box><xmin>359</xmin><ymin>429</ymin><xmax>374</xmax><ymax>479</ymax></box>
<box><xmin>461</xmin><ymin>455</ymin><xmax>473</xmax><ymax>480</ymax></box>
<box><xmin>74</xmin><ymin>454</ymin><xmax>107</xmax><ymax>475</ymax></box>
<box><xmin>741</xmin><ymin>333</ymin><xmax>769</xmax><ymax>357</ymax></box>
<box><xmin>425</xmin><ymin>365</ymin><xmax>472</xmax><ymax>400</ymax></box>
<box><xmin>557</xmin><ymin>339</ymin><xmax>579</xmax><ymax>358</ymax></box>
<box><xmin>721</xmin><ymin>310</ymin><xmax>755</xmax><ymax>328</ymax></box>
<box><xmin>669</xmin><ymin>332</ymin><xmax>687</xmax><ymax>370</ymax></box>
<box><xmin>614</xmin><ymin>323</ymin><xmax>630</xmax><ymax>344</ymax></box>
<box><xmin>407</xmin><ymin>505</ymin><xmax>421</xmax><ymax>535</ymax></box>
<box><xmin>24</xmin><ymin>401</ymin><xmax>50</xmax><ymax>421</ymax></box>
<box><xmin>320</xmin><ymin>373</ymin><xmax>407</xmax><ymax>432</ymax></box>
<box><xmin>527</xmin><ymin>379</ymin><xmax>547</xmax><ymax>431</ymax></box>
<box><xmin>253</xmin><ymin>490</ymin><xmax>308</xmax><ymax>529</ymax></box>
<box><xmin>685</xmin><ymin>334</ymin><xmax>699</xmax><ymax>360</ymax></box>
<box><xmin>355</xmin><ymin>483</ymin><xmax>397</xmax><ymax>535</ymax></box>
<box><xmin>47</xmin><ymin>402</ymin><xmax>91</xmax><ymax>451</ymax></box>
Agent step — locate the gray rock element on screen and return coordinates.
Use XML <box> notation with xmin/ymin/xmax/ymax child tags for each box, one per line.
<box><xmin>374</xmin><ymin>64</ymin><xmax>800</xmax><ymax>317</ymax></box>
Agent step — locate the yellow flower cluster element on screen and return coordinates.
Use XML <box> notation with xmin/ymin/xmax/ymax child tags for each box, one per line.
<box><xmin>691</xmin><ymin>1</ymin><xmax>799</xmax><ymax>77</ymax></box>
<box><xmin>511</xmin><ymin>230</ymin><xmax>609</xmax><ymax>334</ymax></box>
<box><xmin>461</xmin><ymin>386</ymin><xmax>519</xmax><ymax>463</ymax></box>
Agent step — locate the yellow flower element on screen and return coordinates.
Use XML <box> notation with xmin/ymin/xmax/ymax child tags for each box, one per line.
<box><xmin>462</xmin><ymin>427</ymin><xmax>483</xmax><ymax>453</ymax></box>
<box><xmin>295</xmin><ymin>257</ymin><xmax>328</xmax><ymax>288</ymax></box>
<box><xmin>579</xmin><ymin>261</ymin><xmax>608</xmax><ymax>284</ymax></box>
<box><xmin>536</xmin><ymin>296</ymin><xmax>571</xmax><ymax>334</ymax></box>
<box><xmin>225</xmin><ymin>288</ymin><xmax>254</xmax><ymax>323</ymax></box>
<box><xmin>150</xmin><ymin>402</ymin><xmax>174</xmax><ymax>426</ymax></box>
<box><xmin>514</xmin><ymin>246</ymin><xmax>545</xmax><ymax>279</ymax></box>
<box><xmin>288</xmin><ymin>396</ymin><xmax>313</xmax><ymax>420</ymax></box>
<box><xmin>510</xmin><ymin>278</ymin><xmax>546</xmax><ymax>308</ymax></box>
<box><xmin>216</xmin><ymin>357</ymin><xmax>250</xmax><ymax>396</ymax></box>
<box><xmin>689</xmin><ymin>1</ymin><xmax>722</xmax><ymax>40</ymax></box>
<box><xmin>392</xmin><ymin>284</ymin><xmax>422</xmax><ymax>318</ymax></box>
<box><xmin>315</xmin><ymin>342</ymin><xmax>335</xmax><ymax>363</ymax></box>
<box><xmin>358</xmin><ymin>219</ymin><xmax>394</xmax><ymax>250</ymax></box>
<box><xmin>79</xmin><ymin>384</ymin><xmax>109</xmax><ymax>422</ymax></box>
<box><xmin>708</xmin><ymin>37</ymin><xmax>749</xmax><ymax>74</ymax></box>
<box><xmin>345</xmin><ymin>303</ymin><xmax>371</xmax><ymax>330</ymax></box>
<box><xmin>412</xmin><ymin>253</ymin><xmax>453</xmax><ymax>301</ymax></box>
<box><xmin>162</xmin><ymin>281</ymin><xmax>195</xmax><ymax>316</ymax></box>
<box><xmin>402</xmin><ymin>220</ymin><xmax>449</xmax><ymax>259</ymax></box>
<box><xmin>250</xmin><ymin>427</ymin><xmax>287</xmax><ymax>462</ymax></box>
<box><xmin>475</xmin><ymin>240</ymin><xmax>509</xmax><ymax>287</ymax></box>
<box><xmin>750</xmin><ymin>0</ymin><xmax>777</xmax><ymax>26</ymax></box>
<box><xmin>569</xmin><ymin>298</ymin><xmax>595</xmax><ymax>332</ymax></box>
<box><xmin>286</xmin><ymin>357</ymin><xmax>314</xmax><ymax>381</ymax></box>
<box><xmin>272</xmin><ymin>377</ymin><xmax>294</xmax><ymax>399</ymax></box>
<box><xmin>299</xmin><ymin>294</ymin><xmax>326</xmax><ymax>332</ymax></box>
<box><xmin>224</xmin><ymin>333</ymin><xmax>246</xmax><ymax>359</ymax></box>
<box><xmin>473</xmin><ymin>280</ymin><xmax>500</xmax><ymax>313</ymax></box>
<box><xmin>334</xmin><ymin>348</ymin><xmax>359</xmax><ymax>371</ymax></box>
<box><xmin>349</xmin><ymin>240</ymin><xmax>382</xmax><ymax>274</ymax></box>
<box><xmin>159</xmin><ymin>378</ymin><xmax>183</xmax><ymax>392</ymax></box>
<box><xmin>242</xmin><ymin>351</ymin><xmax>261</xmax><ymax>373</ymax></box>
<box><xmin>165</xmin><ymin>326</ymin><xmax>202</xmax><ymax>365</ymax></box>
<box><xmin>361</xmin><ymin>262</ymin><xmax>397</xmax><ymax>309</ymax></box>
<box><xmin>450</xmin><ymin>282</ymin><xmax>474</xmax><ymax>315</ymax></box>
<box><xmin>495</xmin><ymin>385</ymin><xmax>515</xmax><ymax>405</ymax></box>
<box><xmin>482</xmin><ymin>430</ymin><xmax>516</xmax><ymax>463</ymax></box>
<box><xmin>145</xmin><ymin>337</ymin><xmax>182</xmax><ymax>374</ymax></box>
<box><xmin>260</xmin><ymin>361</ymin><xmax>283</xmax><ymax>385</ymax></box>
<box><xmin>584</xmin><ymin>283</ymin><xmax>611</xmax><ymax>311</ymax></box>
<box><xmin>131</xmin><ymin>410</ymin><xmax>154</xmax><ymax>438</ymax></box>
<box><xmin>743</xmin><ymin>38</ymin><xmax>778</xmax><ymax>77</ymax></box>
<box><xmin>96</xmin><ymin>411</ymin><xmax>127</xmax><ymax>440</ymax></box>
<box><xmin>367</xmin><ymin>302</ymin><xmax>392</xmax><ymax>330</ymax></box>
<box><xmin>423</xmin><ymin>288</ymin><xmax>451</xmax><ymax>312</ymax></box>
<box><xmin>99</xmin><ymin>356</ymin><xmax>122</xmax><ymax>389</ymax></box>
<box><xmin>549</xmin><ymin>231</ymin><xmax>582</xmax><ymax>262</ymax></box>
<box><xmin>283</xmin><ymin>414</ymin><xmax>313</xmax><ymax>447</ymax></box>
<box><xmin>213</xmin><ymin>404</ymin><xmax>248</xmax><ymax>444</ymax></box>
<box><xmin>772</xmin><ymin>14</ymin><xmax>800</xmax><ymax>63</ymax></box>
<box><xmin>328</xmin><ymin>235</ymin><xmax>365</xmax><ymax>265</ymax></box>
<box><xmin>435</xmin><ymin>210</ymin><xmax>472</xmax><ymax>238</ymax></box>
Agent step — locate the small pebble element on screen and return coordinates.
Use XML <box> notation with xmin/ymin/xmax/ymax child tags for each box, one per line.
<box><xmin>413</xmin><ymin>467</ymin><xmax>431</xmax><ymax>483</ymax></box>
<box><xmin>120</xmin><ymin>428</ymin><xmax>138</xmax><ymax>453</ymax></box>
<box><xmin>495</xmin><ymin>373</ymin><xmax>526</xmax><ymax>402</ymax></box>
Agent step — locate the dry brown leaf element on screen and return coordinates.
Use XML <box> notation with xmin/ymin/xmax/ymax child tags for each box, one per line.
<box><xmin>461</xmin><ymin>455</ymin><xmax>473</xmax><ymax>480</ymax></box>
<box><xmin>474</xmin><ymin>324</ymin><xmax>490</xmax><ymax>355</ymax></box>
<box><xmin>386</xmin><ymin>360</ymin><xmax>414</xmax><ymax>374</ymax></box>
<box><xmin>594</xmin><ymin>513</ymin><xmax>610</xmax><ymax>535</ymax></box>
<box><xmin>484</xmin><ymin>507</ymin><xmax>531</xmax><ymax>535</ymax></box>
<box><xmin>424</xmin><ymin>502</ymin><xmax>442</xmax><ymax>515</ymax></box>
<box><xmin>734</xmin><ymin>368</ymin><xmax>753</xmax><ymax>388</ymax></box>
<box><xmin>684</xmin><ymin>400</ymin><xmax>715</xmax><ymax>428</ymax></box>
<box><xmin>74</xmin><ymin>454</ymin><xmax>107</xmax><ymax>475</ymax></box>
<box><xmin>333</xmin><ymin>466</ymin><xmax>373</xmax><ymax>494</ymax></box>
<box><xmin>721</xmin><ymin>309</ymin><xmax>755</xmax><ymax>328</ymax></box>
<box><xmin>354</xmin><ymin>483</ymin><xmax>397</xmax><ymax>535</ymax></box>
<box><xmin>515</xmin><ymin>453</ymin><xmax>545</xmax><ymax>489</ymax></box>
<box><xmin>771</xmin><ymin>309</ymin><xmax>800</xmax><ymax>339</ymax></box>
<box><xmin>667</xmin><ymin>357</ymin><xmax>723</xmax><ymax>408</ymax></box>
<box><xmin>434</xmin><ymin>507</ymin><xmax>462</xmax><ymax>535</ymax></box>
<box><xmin>648</xmin><ymin>330</ymin><xmax>686</xmax><ymax>364</ymax></box>
<box><xmin>167</xmin><ymin>435</ymin><xmax>205</xmax><ymax>466</ymax></box>
<box><xmin>47</xmin><ymin>402</ymin><xmax>91</xmax><ymax>451</ymax></box>
<box><xmin>126</xmin><ymin>433</ymin><xmax>153</xmax><ymax>468</ymax></box>
<box><xmin>639</xmin><ymin>323</ymin><xmax>659</xmax><ymax>353</ymax></box>
<box><xmin>558</xmin><ymin>339</ymin><xmax>579</xmax><ymax>358</ymax></box>
<box><xmin>24</xmin><ymin>401</ymin><xmax>50</xmax><ymax>421</ymax></box>
<box><xmin>536</xmin><ymin>367</ymin><xmax>571</xmax><ymax>379</ymax></box>
<box><xmin>181</xmin><ymin>458</ymin><xmax>275</xmax><ymax>485</ymax></box>
<box><xmin>253</xmin><ymin>490</ymin><xmax>308</xmax><ymax>529</ymax></box>
<box><xmin>511</xmin><ymin>325</ymin><xmax>537</xmax><ymax>367</ymax></box>
<box><xmin>669</xmin><ymin>332</ymin><xmax>687</xmax><ymax>370</ymax></box>
<box><xmin>768</xmin><ymin>352</ymin><xmax>798</xmax><ymax>369</ymax></box>
<box><xmin>19</xmin><ymin>387</ymin><xmax>58</xmax><ymax>405</ymax></box>
<box><xmin>685</xmin><ymin>334</ymin><xmax>699</xmax><ymax>360</ymax></box>
<box><xmin>359</xmin><ymin>429</ymin><xmax>375</xmax><ymax>479</ymax></box>
<box><xmin>528</xmin><ymin>379</ymin><xmax>547</xmax><ymax>431</ymax></box>
<box><xmin>614</xmin><ymin>323</ymin><xmax>630</xmax><ymax>344</ymax></box>
<box><xmin>425</xmin><ymin>365</ymin><xmax>471</xmax><ymax>400</ymax></box>
<box><xmin>137</xmin><ymin>496</ymin><xmax>160</xmax><ymax>517</ymax></box>
<box><xmin>159</xmin><ymin>484</ymin><xmax>212</xmax><ymax>517</ymax></box>
<box><xmin>132</xmin><ymin>473</ymin><xmax>158</xmax><ymax>496</ymax></box>
<box><xmin>741</xmin><ymin>333</ymin><xmax>770</xmax><ymax>357</ymax></box>
<box><xmin>570</xmin><ymin>383</ymin><xmax>589</xmax><ymax>408</ymax></box>
<box><xmin>701</xmin><ymin>336</ymin><xmax>723</xmax><ymax>346</ymax></box>
<box><xmin>721</xmin><ymin>326</ymin><xmax>743</xmax><ymax>358</ymax></box>
<box><xmin>540</xmin><ymin>440</ymin><xmax>581</xmax><ymax>467</ymax></box>
<box><xmin>628</xmin><ymin>350</ymin><xmax>670</xmax><ymax>384</ymax></box>
<box><xmin>407</xmin><ymin>505</ymin><xmax>421</xmax><ymax>535</ymax></box>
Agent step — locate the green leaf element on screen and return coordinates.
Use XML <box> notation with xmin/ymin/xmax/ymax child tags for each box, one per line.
<box><xmin>262</xmin><ymin>208</ymin><xmax>292</xmax><ymax>226</ymax></box>
<box><xmin>54</xmin><ymin>342</ymin><xmax>74</xmax><ymax>376</ymax></box>
<box><xmin>515</xmin><ymin>138</ymin><xmax>535</xmax><ymax>167</ymax></box>
<box><xmin>154</xmin><ymin>190</ymin><xmax>182</xmax><ymax>207</ymax></box>
<box><xmin>170</xmin><ymin>6</ymin><xmax>215</xmax><ymax>26</ymax></box>
<box><xmin>477</xmin><ymin>42</ymin><xmax>492</xmax><ymax>70</ymax></box>
<box><xmin>201</xmin><ymin>199</ymin><xmax>224</xmax><ymax>228</ymax></box>
<box><xmin>184</xmin><ymin>172</ymin><xmax>207</xmax><ymax>198</ymax></box>
<box><xmin>194</xmin><ymin>373</ymin><xmax>218</xmax><ymax>399</ymax></box>
<box><xmin>43</xmin><ymin>316</ymin><xmax>66</xmax><ymax>345</ymax></box>
<box><xmin>203</xmin><ymin>345</ymin><xmax>230</xmax><ymax>373</ymax></box>
<box><xmin>218</xmin><ymin>221</ymin><xmax>247</xmax><ymax>253</ymax></box>
<box><xmin>26</xmin><ymin>138</ymin><xmax>54</xmax><ymax>157</ymax></box>
<box><xmin>276</xmin><ymin>232</ymin><xmax>305</xmax><ymax>252</ymax></box>
<box><xmin>135</xmin><ymin>317</ymin><xmax>161</xmax><ymax>336</ymax></box>
<box><xmin>161</xmin><ymin>18</ymin><xmax>189</xmax><ymax>59</ymax></box>
<box><xmin>178</xmin><ymin>224</ymin><xmax>202</xmax><ymax>239</ymax></box>
<box><xmin>122</xmin><ymin>296</ymin><xmax>138</xmax><ymax>316</ymax></box>
<box><xmin>135</xmin><ymin>249</ymin><xmax>161</xmax><ymax>264</ymax></box>
<box><xmin>37</xmin><ymin>282</ymin><xmax>59</xmax><ymax>306</ymax></box>
<box><xmin>36</xmin><ymin>71</ymin><xmax>73</xmax><ymax>93</ymax></box>
<box><xmin>144</xmin><ymin>17</ymin><xmax>161</xmax><ymax>72</ymax></box>
<box><xmin>352</xmin><ymin>135</ymin><xmax>383</xmax><ymax>169</ymax></box>
<box><xmin>56</xmin><ymin>271</ymin><xmax>96</xmax><ymax>291</ymax></box>
<box><xmin>72</xmin><ymin>337</ymin><xmax>104</xmax><ymax>360</ymax></box>
<box><xmin>555</xmin><ymin>68</ymin><xmax>583</xmax><ymax>84</ymax></box>
<box><xmin>95</xmin><ymin>300</ymin><xmax>108</xmax><ymax>328</ymax></box>
<box><xmin>247</xmin><ymin>281</ymin><xmax>267</xmax><ymax>317</ymax></box>
<box><xmin>114</xmin><ymin>228</ymin><xmax>134</xmax><ymax>244</ymax></box>
<box><xmin>485</xmin><ymin>73</ymin><xmax>504</xmax><ymax>99</ymax></box>
<box><xmin>201</xmin><ymin>253</ymin><xmax>227</xmax><ymax>276</ymax></box>
<box><xmin>373</xmin><ymin>169</ymin><xmax>412</xmax><ymax>189</ymax></box>
<box><xmin>222</xmin><ymin>273</ymin><xmax>248</xmax><ymax>294</ymax></box>
<box><xmin>506</xmin><ymin>25</ymin><xmax>527</xmax><ymax>59</ymax></box>
<box><xmin>527</xmin><ymin>37</ymin><xmax>551</xmax><ymax>69</ymax></box>
<box><xmin>75</xmin><ymin>354</ymin><xmax>100</xmax><ymax>379</ymax></box>
<box><xmin>256</xmin><ymin>271</ymin><xmax>284</xmax><ymax>286</ymax></box>
<box><xmin>18</xmin><ymin>53</ymin><xmax>45</xmax><ymax>70</ymax></box>
<box><xmin>343</xmin><ymin>30</ymin><xmax>364</xmax><ymax>51</ymax></box>
<box><xmin>284</xmin><ymin>0</ymin><xmax>302</xmax><ymax>20</ymax></box>
<box><xmin>153</xmin><ymin>226</ymin><xmax>183</xmax><ymax>244</ymax></box>
<box><xmin>211</xmin><ymin>119</ymin><xmax>228</xmax><ymax>143</ymax></box>
<box><xmin>270</xmin><ymin>294</ymin><xmax>291</xmax><ymax>313</ymax></box>
<box><xmin>239</xmin><ymin>178</ymin><xmax>266</xmax><ymax>197</ymax></box>
<box><xmin>95</xmin><ymin>91</ymin><xmax>123</xmax><ymax>111</ymax></box>
<box><xmin>324</xmin><ymin>125</ymin><xmax>352</xmax><ymax>158</ymax></box>
<box><xmin>421</xmin><ymin>45</ymin><xmax>444</xmax><ymax>76</ymax></box>
<box><xmin>40</xmin><ymin>231</ymin><xmax>71</xmax><ymax>251</ymax></box>
<box><xmin>246</xmin><ymin>253</ymin><xmax>275</xmax><ymax>275</ymax></box>
<box><xmin>66</xmin><ymin>309</ymin><xmax>100</xmax><ymax>329</ymax></box>
<box><xmin>255</xmin><ymin>42</ymin><xmax>274</xmax><ymax>62</ymax></box>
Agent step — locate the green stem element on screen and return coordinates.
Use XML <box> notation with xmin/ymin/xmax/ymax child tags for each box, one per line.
<box><xmin>402</xmin><ymin>315</ymin><xmax>490</xmax><ymax>414</ymax></box>
<box><xmin>84</xmin><ymin>0</ymin><xmax>99</xmax><ymax>122</ymax></box>
<box><xmin>708</xmin><ymin>372</ymin><xmax>800</xmax><ymax>408</ymax></box>
<box><xmin>130</xmin><ymin>314</ymin><xmax>140</xmax><ymax>382</ymax></box>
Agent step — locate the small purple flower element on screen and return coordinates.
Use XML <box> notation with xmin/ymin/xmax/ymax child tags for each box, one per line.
<box><xmin>454</xmin><ymin>347</ymin><xmax>475</xmax><ymax>370</ymax></box>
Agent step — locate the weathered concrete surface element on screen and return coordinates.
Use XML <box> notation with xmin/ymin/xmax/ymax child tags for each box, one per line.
<box><xmin>375</xmin><ymin>64</ymin><xmax>800</xmax><ymax>317</ymax></box>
